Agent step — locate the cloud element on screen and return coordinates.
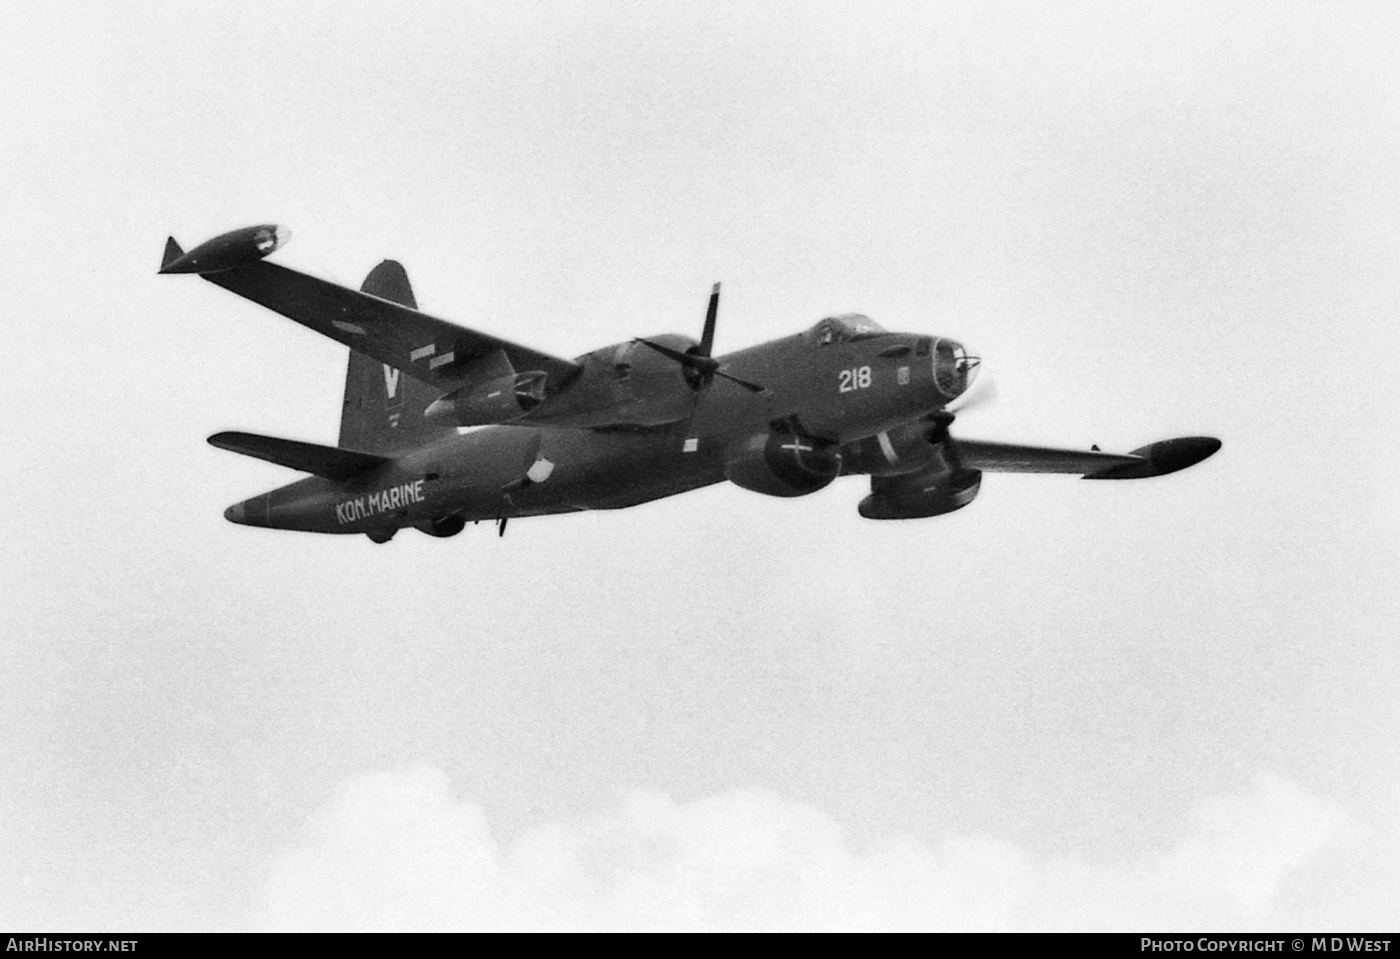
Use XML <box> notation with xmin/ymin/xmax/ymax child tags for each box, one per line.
<box><xmin>264</xmin><ymin>769</ymin><xmax>1340</xmax><ymax>931</ymax></box>
<box><xmin>1151</xmin><ymin>774</ymin><xmax>1339</xmax><ymax>912</ymax></box>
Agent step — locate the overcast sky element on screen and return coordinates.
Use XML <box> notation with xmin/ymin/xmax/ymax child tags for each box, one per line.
<box><xmin>3</xmin><ymin>0</ymin><xmax>1398</xmax><ymax>931</ymax></box>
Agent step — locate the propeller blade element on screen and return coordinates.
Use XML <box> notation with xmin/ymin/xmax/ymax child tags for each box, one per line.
<box><xmin>635</xmin><ymin>286</ymin><xmax>767</xmax><ymax>395</ymax></box>
<box><xmin>633</xmin><ymin>337</ymin><xmax>719</xmax><ymax>375</ymax></box>
<box><xmin>699</xmin><ymin>282</ymin><xmax>720</xmax><ymax>357</ymax></box>
<box><xmin>635</xmin><ymin>338</ymin><xmax>765</xmax><ymax>393</ymax></box>
<box><xmin>714</xmin><ymin>369</ymin><xmax>767</xmax><ymax>393</ymax></box>
<box><xmin>945</xmin><ymin>371</ymin><xmax>998</xmax><ymax>413</ymax></box>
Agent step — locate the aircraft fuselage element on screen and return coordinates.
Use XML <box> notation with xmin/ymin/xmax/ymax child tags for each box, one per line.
<box><xmin>225</xmin><ymin>324</ymin><xmax>966</xmax><ymax>534</ymax></box>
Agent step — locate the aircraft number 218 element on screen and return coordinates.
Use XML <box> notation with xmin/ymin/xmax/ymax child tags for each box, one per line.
<box><xmin>839</xmin><ymin>367</ymin><xmax>873</xmax><ymax>392</ymax></box>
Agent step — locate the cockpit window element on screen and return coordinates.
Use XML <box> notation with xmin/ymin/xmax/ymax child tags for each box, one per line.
<box><xmin>810</xmin><ymin>314</ymin><xmax>887</xmax><ymax>345</ymax></box>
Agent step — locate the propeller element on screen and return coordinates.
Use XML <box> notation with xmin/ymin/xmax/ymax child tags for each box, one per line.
<box><xmin>944</xmin><ymin>367</ymin><xmax>998</xmax><ymax>414</ymax></box>
<box><xmin>635</xmin><ymin>283</ymin><xmax>766</xmax><ymax>393</ymax></box>
<box><xmin>929</xmin><ymin>366</ymin><xmax>997</xmax><ymax>446</ymax></box>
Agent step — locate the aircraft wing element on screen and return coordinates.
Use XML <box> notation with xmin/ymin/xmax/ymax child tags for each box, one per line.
<box><xmin>199</xmin><ymin>260</ymin><xmax>581</xmax><ymax>389</ymax></box>
<box><xmin>953</xmin><ymin>436</ymin><xmax>1221</xmax><ymax>479</ymax></box>
<box><xmin>859</xmin><ymin>434</ymin><xmax>1220</xmax><ymax>519</ymax></box>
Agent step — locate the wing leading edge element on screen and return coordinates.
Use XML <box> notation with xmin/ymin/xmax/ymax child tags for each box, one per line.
<box><xmin>953</xmin><ymin>436</ymin><xmax>1222</xmax><ymax>479</ymax></box>
<box><xmin>203</xmin><ymin>261</ymin><xmax>580</xmax><ymax>389</ymax></box>
<box><xmin>858</xmin><ymin>435</ymin><xmax>1221</xmax><ymax>519</ymax></box>
<box><xmin>162</xmin><ymin>227</ymin><xmax>580</xmax><ymax>390</ymax></box>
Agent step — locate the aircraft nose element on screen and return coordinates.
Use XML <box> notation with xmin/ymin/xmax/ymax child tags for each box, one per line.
<box><xmin>958</xmin><ymin>344</ymin><xmax>981</xmax><ymax>392</ymax></box>
<box><xmin>224</xmin><ymin>502</ymin><xmax>246</xmax><ymax>524</ymax></box>
<box><xmin>947</xmin><ymin>363</ymin><xmax>997</xmax><ymax>412</ymax></box>
<box><xmin>933</xmin><ymin>338</ymin><xmax>981</xmax><ymax>400</ymax></box>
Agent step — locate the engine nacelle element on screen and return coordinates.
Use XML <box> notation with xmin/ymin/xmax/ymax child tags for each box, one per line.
<box><xmin>858</xmin><ymin>468</ymin><xmax>981</xmax><ymax>519</ymax></box>
<box><xmin>424</xmin><ymin>371</ymin><xmax>548</xmax><ymax>427</ymax></box>
<box><xmin>725</xmin><ymin>431</ymin><xmax>842</xmax><ymax>498</ymax></box>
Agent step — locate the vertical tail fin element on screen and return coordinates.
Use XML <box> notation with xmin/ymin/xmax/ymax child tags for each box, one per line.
<box><xmin>338</xmin><ymin>260</ymin><xmax>454</xmax><ymax>453</ymax></box>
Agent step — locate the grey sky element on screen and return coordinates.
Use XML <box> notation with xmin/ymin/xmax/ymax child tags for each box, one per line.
<box><xmin>3</xmin><ymin>0</ymin><xmax>1397</xmax><ymax>930</ymax></box>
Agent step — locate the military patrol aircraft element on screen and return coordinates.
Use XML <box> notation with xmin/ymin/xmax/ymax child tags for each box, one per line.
<box><xmin>160</xmin><ymin>224</ymin><xmax>1220</xmax><ymax>542</ymax></box>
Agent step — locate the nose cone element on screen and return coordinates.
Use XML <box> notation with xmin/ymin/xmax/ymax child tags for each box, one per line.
<box><xmin>946</xmin><ymin>356</ymin><xmax>998</xmax><ymax>413</ymax></box>
<box><xmin>958</xmin><ymin>347</ymin><xmax>981</xmax><ymax>392</ymax></box>
<box><xmin>224</xmin><ymin>502</ymin><xmax>247</xmax><ymax>524</ymax></box>
<box><xmin>933</xmin><ymin>338</ymin><xmax>982</xmax><ymax>402</ymax></box>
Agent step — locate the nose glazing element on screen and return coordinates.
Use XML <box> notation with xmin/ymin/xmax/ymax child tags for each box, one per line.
<box><xmin>933</xmin><ymin>338</ymin><xmax>980</xmax><ymax>399</ymax></box>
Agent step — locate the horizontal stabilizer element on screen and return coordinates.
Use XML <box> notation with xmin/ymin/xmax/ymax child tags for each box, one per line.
<box><xmin>208</xmin><ymin>431</ymin><xmax>389</xmax><ymax>480</ymax></box>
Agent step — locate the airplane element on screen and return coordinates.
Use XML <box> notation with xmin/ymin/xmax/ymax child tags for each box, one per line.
<box><xmin>160</xmin><ymin>224</ymin><xmax>1221</xmax><ymax>542</ymax></box>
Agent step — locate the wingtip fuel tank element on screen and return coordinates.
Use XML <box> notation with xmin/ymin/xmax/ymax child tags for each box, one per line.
<box><xmin>1082</xmin><ymin>436</ymin><xmax>1222</xmax><ymax>480</ymax></box>
<box><xmin>159</xmin><ymin>224</ymin><xmax>291</xmax><ymax>274</ymax></box>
